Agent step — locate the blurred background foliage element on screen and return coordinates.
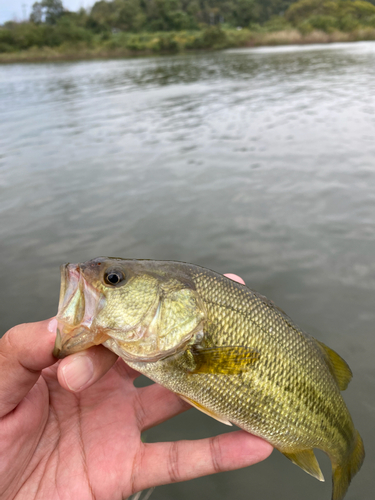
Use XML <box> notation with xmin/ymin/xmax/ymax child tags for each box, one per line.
<box><xmin>1</xmin><ymin>0</ymin><xmax>375</xmax><ymax>55</ymax></box>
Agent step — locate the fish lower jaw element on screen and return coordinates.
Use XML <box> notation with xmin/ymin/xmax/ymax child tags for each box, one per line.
<box><xmin>53</xmin><ymin>321</ymin><xmax>105</xmax><ymax>358</ymax></box>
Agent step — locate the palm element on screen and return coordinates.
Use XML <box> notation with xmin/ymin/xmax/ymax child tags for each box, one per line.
<box><xmin>10</xmin><ymin>359</ymin><xmax>185</xmax><ymax>500</ymax></box>
<box><xmin>0</xmin><ymin>319</ymin><xmax>273</xmax><ymax>500</ymax></box>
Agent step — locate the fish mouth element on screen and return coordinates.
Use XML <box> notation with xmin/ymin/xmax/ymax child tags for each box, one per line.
<box><xmin>53</xmin><ymin>263</ymin><xmax>106</xmax><ymax>358</ymax></box>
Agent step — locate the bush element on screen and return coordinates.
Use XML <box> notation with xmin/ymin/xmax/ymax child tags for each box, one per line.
<box><xmin>286</xmin><ymin>0</ymin><xmax>375</xmax><ymax>28</ymax></box>
<box><xmin>187</xmin><ymin>25</ymin><xmax>228</xmax><ymax>49</ymax></box>
<box><xmin>151</xmin><ymin>33</ymin><xmax>180</xmax><ymax>51</ymax></box>
<box><xmin>54</xmin><ymin>17</ymin><xmax>93</xmax><ymax>43</ymax></box>
<box><xmin>308</xmin><ymin>14</ymin><xmax>339</xmax><ymax>31</ymax></box>
<box><xmin>263</xmin><ymin>15</ymin><xmax>293</xmax><ymax>31</ymax></box>
<box><xmin>124</xmin><ymin>34</ymin><xmax>146</xmax><ymax>50</ymax></box>
<box><xmin>297</xmin><ymin>19</ymin><xmax>314</xmax><ymax>33</ymax></box>
<box><xmin>0</xmin><ymin>28</ymin><xmax>15</xmax><ymax>45</ymax></box>
<box><xmin>102</xmin><ymin>33</ymin><xmax>124</xmax><ymax>49</ymax></box>
<box><xmin>0</xmin><ymin>42</ymin><xmax>15</xmax><ymax>53</ymax></box>
<box><xmin>286</xmin><ymin>0</ymin><xmax>339</xmax><ymax>24</ymax></box>
<box><xmin>248</xmin><ymin>22</ymin><xmax>264</xmax><ymax>32</ymax></box>
<box><xmin>339</xmin><ymin>14</ymin><xmax>360</xmax><ymax>31</ymax></box>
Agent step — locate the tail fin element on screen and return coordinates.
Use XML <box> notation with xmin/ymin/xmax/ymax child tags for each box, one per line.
<box><xmin>332</xmin><ymin>431</ymin><xmax>365</xmax><ymax>500</ymax></box>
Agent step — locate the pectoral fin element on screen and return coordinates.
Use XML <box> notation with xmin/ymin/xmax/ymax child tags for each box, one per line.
<box><xmin>178</xmin><ymin>394</ymin><xmax>232</xmax><ymax>426</ymax></box>
<box><xmin>188</xmin><ymin>346</ymin><xmax>260</xmax><ymax>375</ymax></box>
<box><xmin>315</xmin><ymin>339</ymin><xmax>352</xmax><ymax>391</ymax></box>
<box><xmin>282</xmin><ymin>449</ymin><xmax>324</xmax><ymax>482</ymax></box>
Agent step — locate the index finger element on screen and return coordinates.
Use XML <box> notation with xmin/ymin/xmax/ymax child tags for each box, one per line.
<box><xmin>0</xmin><ymin>319</ymin><xmax>57</xmax><ymax>417</ymax></box>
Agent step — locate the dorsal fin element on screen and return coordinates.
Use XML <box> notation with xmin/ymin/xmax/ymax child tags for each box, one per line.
<box><xmin>315</xmin><ymin>339</ymin><xmax>352</xmax><ymax>391</ymax></box>
<box><xmin>282</xmin><ymin>449</ymin><xmax>324</xmax><ymax>482</ymax></box>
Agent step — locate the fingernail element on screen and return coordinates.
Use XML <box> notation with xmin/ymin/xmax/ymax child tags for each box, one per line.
<box><xmin>224</xmin><ymin>274</ymin><xmax>246</xmax><ymax>285</ymax></box>
<box><xmin>61</xmin><ymin>355</ymin><xmax>94</xmax><ymax>392</ymax></box>
<box><xmin>48</xmin><ymin>318</ymin><xmax>57</xmax><ymax>333</ymax></box>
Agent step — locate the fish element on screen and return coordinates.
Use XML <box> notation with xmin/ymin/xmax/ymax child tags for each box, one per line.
<box><xmin>53</xmin><ymin>257</ymin><xmax>364</xmax><ymax>500</ymax></box>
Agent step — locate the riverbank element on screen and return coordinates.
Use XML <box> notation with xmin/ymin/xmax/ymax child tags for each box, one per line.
<box><xmin>1</xmin><ymin>27</ymin><xmax>375</xmax><ymax>63</ymax></box>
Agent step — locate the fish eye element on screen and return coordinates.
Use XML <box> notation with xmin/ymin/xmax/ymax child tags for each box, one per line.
<box><xmin>104</xmin><ymin>269</ymin><xmax>125</xmax><ymax>286</ymax></box>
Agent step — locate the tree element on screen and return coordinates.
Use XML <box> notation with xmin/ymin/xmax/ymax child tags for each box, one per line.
<box><xmin>30</xmin><ymin>0</ymin><xmax>65</xmax><ymax>25</ymax></box>
<box><xmin>30</xmin><ymin>2</ymin><xmax>43</xmax><ymax>23</ymax></box>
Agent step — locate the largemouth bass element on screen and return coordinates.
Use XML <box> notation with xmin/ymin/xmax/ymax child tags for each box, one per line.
<box><xmin>53</xmin><ymin>257</ymin><xmax>364</xmax><ymax>500</ymax></box>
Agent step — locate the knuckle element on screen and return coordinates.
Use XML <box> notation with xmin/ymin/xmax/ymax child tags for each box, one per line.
<box><xmin>0</xmin><ymin>327</ymin><xmax>18</xmax><ymax>358</ymax></box>
<box><xmin>0</xmin><ymin>325</ymin><xmax>39</xmax><ymax>374</ymax></box>
<box><xmin>167</xmin><ymin>441</ymin><xmax>181</xmax><ymax>483</ymax></box>
<box><xmin>1</xmin><ymin>323</ymin><xmax>29</xmax><ymax>354</ymax></box>
<box><xmin>209</xmin><ymin>436</ymin><xmax>224</xmax><ymax>474</ymax></box>
<box><xmin>2</xmin><ymin>326</ymin><xmax>19</xmax><ymax>348</ymax></box>
<box><xmin>133</xmin><ymin>391</ymin><xmax>147</xmax><ymax>430</ymax></box>
<box><xmin>131</xmin><ymin>444</ymin><xmax>145</xmax><ymax>495</ymax></box>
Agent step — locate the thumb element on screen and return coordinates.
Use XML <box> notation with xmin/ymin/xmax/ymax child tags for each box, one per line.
<box><xmin>0</xmin><ymin>318</ymin><xmax>57</xmax><ymax>417</ymax></box>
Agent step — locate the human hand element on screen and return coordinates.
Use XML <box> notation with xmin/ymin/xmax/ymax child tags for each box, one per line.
<box><xmin>0</xmin><ymin>274</ymin><xmax>273</xmax><ymax>500</ymax></box>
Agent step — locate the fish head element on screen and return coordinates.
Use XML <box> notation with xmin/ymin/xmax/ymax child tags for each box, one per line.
<box><xmin>53</xmin><ymin>257</ymin><xmax>206</xmax><ymax>362</ymax></box>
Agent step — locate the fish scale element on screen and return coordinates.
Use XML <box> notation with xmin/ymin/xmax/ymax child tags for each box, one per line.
<box><xmin>54</xmin><ymin>258</ymin><xmax>364</xmax><ymax>500</ymax></box>
<box><xmin>128</xmin><ymin>270</ymin><xmax>345</xmax><ymax>445</ymax></box>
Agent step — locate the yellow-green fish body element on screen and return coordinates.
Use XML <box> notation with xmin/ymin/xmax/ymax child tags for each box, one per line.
<box><xmin>54</xmin><ymin>258</ymin><xmax>364</xmax><ymax>500</ymax></box>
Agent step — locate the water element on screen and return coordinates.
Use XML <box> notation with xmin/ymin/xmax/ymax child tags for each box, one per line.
<box><xmin>1</xmin><ymin>42</ymin><xmax>374</xmax><ymax>499</ymax></box>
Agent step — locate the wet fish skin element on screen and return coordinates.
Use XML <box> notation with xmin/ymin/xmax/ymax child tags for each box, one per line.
<box><xmin>54</xmin><ymin>257</ymin><xmax>365</xmax><ymax>500</ymax></box>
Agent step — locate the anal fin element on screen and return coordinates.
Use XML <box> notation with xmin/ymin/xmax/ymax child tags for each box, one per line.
<box><xmin>282</xmin><ymin>449</ymin><xmax>325</xmax><ymax>482</ymax></box>
<box><xmin>178</xmin><ymin>394</ymin><xmax>232</xmax><ymax>426</ymax></box>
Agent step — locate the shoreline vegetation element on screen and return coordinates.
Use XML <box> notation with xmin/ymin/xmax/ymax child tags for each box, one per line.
<box><xmin>1</xmin><ymin>27</ymin><xmax>375</xmax><ymax>63</ymax></box>
<box><xmin>2</xmin><ymin>0</ymin><xmax>375</xmax><ymax>63</ymax></box>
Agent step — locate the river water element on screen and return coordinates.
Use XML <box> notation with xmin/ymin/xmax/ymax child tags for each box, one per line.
<box><xmin>1</xmin><ymin>42</ymin><xmax>374</xmax><ymax>499</ymax></box>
